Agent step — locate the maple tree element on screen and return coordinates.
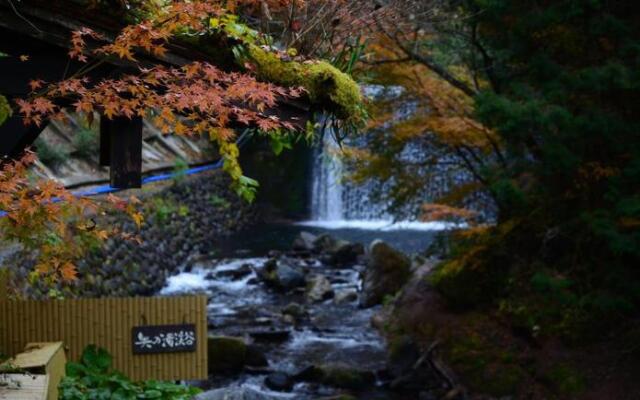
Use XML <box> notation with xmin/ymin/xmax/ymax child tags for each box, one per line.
<box><xmin>3</xmin><ymin>0</ymin><xmax>331</xmax><ymax>286</ymax></box>
<box><xmin>17</xmin><ymin>0</ymin><xmax>307</xmax><ymax>201</ymax></box>
<box><xmin>0</xmin><ymin>150</ymin><xmax>142</xmax><ymax>285</ymax></box>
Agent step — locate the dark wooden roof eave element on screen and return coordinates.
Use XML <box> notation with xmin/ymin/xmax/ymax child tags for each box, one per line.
<box><xmin>0</xmin><ymin>1</ymin><xmax>313</xmax><ymax>188</ymax></box>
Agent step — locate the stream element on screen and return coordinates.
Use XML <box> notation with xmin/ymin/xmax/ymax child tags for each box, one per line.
<box><xmin>159</xmin><ymin>222</ymin><xmax>444</xmax><ymax>400</ymax></box>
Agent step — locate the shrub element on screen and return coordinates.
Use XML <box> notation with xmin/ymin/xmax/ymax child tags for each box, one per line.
<box><xmin>59</xmin><ymin>345</ymin><xmax>200</xmax><ymax>400</ymax></box>
<box><xmin>35</xmin><ymin>138</ymin><xmax>68</xmax><ymax>168</ymax></box>
<box><xmin>72</xmin><ymin>128</ymin><xmax>99</xmax><ymax>159</ymax></box>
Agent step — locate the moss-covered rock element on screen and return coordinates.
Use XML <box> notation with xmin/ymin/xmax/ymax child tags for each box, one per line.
<box><xmin>296</xmin><ymin>364</ymin><xmax>375</xmax><ymax>391</ymax></box>
<box><xmin>360</xmin><ymin>240</ymin><xmax>412</xmax><ymax>307</ymax></box>
<box><xmin>321</xmin><ymin>365</ymin><xmax>375</xmax><ymax>390</ymax></box>
<box><xmin>207</xmin><ymin>336</ymin><xmax>247</xmax><ymax>374</ymax></box>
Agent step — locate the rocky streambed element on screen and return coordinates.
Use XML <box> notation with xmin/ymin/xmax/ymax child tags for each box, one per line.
<box><xmin>160</xmin><ymin>230</ymin><xmax>458</xmax><ymax>400</ymax></box>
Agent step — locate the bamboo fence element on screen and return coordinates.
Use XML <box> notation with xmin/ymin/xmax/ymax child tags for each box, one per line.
<box><xmin>0</xmin><ymin>295</ymin><xmax>207</xmax><ymax>381</ymax></box>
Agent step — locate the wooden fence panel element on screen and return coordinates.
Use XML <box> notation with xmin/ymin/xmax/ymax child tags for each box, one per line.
<box><xmin>0</xmin><ymin>296</ymin><xmax>207</xmax><ymax>381</ymax></box>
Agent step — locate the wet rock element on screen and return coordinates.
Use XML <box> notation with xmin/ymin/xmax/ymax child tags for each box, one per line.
<box><xmin>196</xmin><ymin>387</ymin><xmax>289</xmax><ymax>400</ymax></box>
<box><xmin>245</xmin><ymin>344</ymin><xmax>269</xmax><ymax>367</ymax></box>
<box><xmin>265</xmin><ymin>372</ymin><xmax>294</xmax><ymax>392</ymax></box>
<box><xmin>321</xmin><ymin>364</ymin><xmax>376</xmax><ymax>390</ymax></box>
<box><xmin>306</xmin><ymin>274</ymin><xmax>334</xmax><ymax>303</ymax></box>
<box><xmin>334</xmin><ymin>289</ymin><xmax>358</xmax><ymax>304</ymax></box>
<box><xmin>294</xmin><ymin>364</ymin><xmax>375</xmax><ymax>391</ymax></box>
<box><xmin>207</xmin><ymin>336</ymin><xmax>247</xmax><ymax>373</ymax></box>
<box><xmin>292</xmin><ymin>231</ymin><xmax>318</xmax><ymax>252</ymax></box>
<box><xmin>282</xmin><ymin>302</ymin><xmax>306</xmax><ymax>320</ymax></box>
<box><xmin>360</xmin><ymin>240</ymin><xmax>412</xmax><ymax>307</ymax></box>
<box><xmin>249</xmin><ymin>328</ymin><xmax>291</xmax><ymax>343</ymax></box>
<box><xmin>312</xmin><ymin>234</ymin><xmax>337</xmax><ymax>253</ymax></box>
<box><xmin>314</xmin><ymin>396</ymin><xmax>357</xmax><ymax>400</ymax></box>
<box><xmin>325</xmin><ymin>241</ymin><xmax>364</xmax><ymax>267</ymax></box>
<box><xmin>216</xmin><ymin>263</ymin><xmax>253</xmax><ymax>280</ymax></box>
<box><xmin>259</xmin><ymin>258</ymin><xmax>306</xmax><ymax>291</ymax></box>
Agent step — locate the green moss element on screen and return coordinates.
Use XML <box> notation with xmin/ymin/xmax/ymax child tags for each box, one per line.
<box><xmin>246</xmin><ymin>45</ymin><xmax>365</xmax><ymax>124</ymax></box>
<box><xmin>0</xmin><ymin>94</ymin><xmax>11</xmax><ymax>126</ymax></box>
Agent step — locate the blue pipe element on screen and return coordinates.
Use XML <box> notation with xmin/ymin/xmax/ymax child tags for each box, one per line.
<box><xmin>0</xmin><ymin>131</ymin><xmax>250</xmax><ymax>217</ymax></box>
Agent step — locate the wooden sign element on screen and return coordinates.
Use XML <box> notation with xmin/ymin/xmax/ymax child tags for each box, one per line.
<box><xmin>132</xmin><ymin>324</ymin><xmax>197</xmax><ymax>354</ymax></box>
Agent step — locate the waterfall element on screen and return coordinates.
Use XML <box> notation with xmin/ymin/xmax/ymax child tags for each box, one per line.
<box><xmin>301</xmin><ymin>86</ymin><xmax>492</xmax><ymax>231</ymax></box>
<box><xmin>310</xmin><ymin>132</ymin><xmax>344</xmax><ymax>221</ymax></box>
<box><xmin>304</xmin><ymin>129</ymin><xmax>461</xmax><ymax>231</ymax></box>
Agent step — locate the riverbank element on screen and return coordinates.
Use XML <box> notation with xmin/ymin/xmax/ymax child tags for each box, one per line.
<box><xmin>5</xmin><ymin>170</ymin><xmax>257</xmax><ymax>298</ymax></box>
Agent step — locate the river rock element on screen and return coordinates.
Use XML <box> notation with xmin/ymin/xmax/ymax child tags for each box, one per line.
<box><xmin>360</xmin><ymin>240</ymin><xmax>412</xmax><ymax>307</ymax></box>
<box><xmin>265</xmin><ymin>372</ymin><xmax>294</xmax><ymax>392</ymax></box>
<box><xmin>196</xmin><ymin>387</ymin><xmax>289</xmax><ymax>400</ymax></box>
<box><xmin>259</xmin><ymin>258</ymin><xmax>306</xmax><ymax>291</ymax></box>
<box><xmin>292</xmin><ymin>231</ymin><xmax>318</xmax><ymax>252</ymax></box>
<box><xmin>207</xmin><ymin>336</ymin><xmax>247</xmax><ymax>373</ymax></box>
<box><xmin>249</xmin><ymin>328</ymin><xmax>291</xmax><ymax>343</ymax></box>
<box><xmin>245</xmin><ymin>344</ymin><xmax>269</xmax><ymax>367</ymax></box>
<box><xmin>306</xmin><ymin>274</ymin><xmax>334</xmax><ymax>302</ymax></box>
<box><xmin>312</xmin><ymin>234</ymin><xmax>337</xmax><ymax>253</ymax></box>
<box><xmin>282</xmin><ymin>302</ymin><xmax>306</xmax><ymax>320</ymax></box>
<box><xmin>216</xmin><ymin>263</ymin><xmax>253</xmax><ymax>280</ymax></box>
<box><xmin>325</xmin><ymin>241</ymin><xmax>364</xmax><ymax>267</ymax></box>
<box><xmin>295</xmin><ymin>364</ymin><xmax>375</xmax><ymax>391</ymax></box>
<box><xmin>334</xmin><ymin>289</ymin><xmax>358</xmax><ymax>304</ymax></box>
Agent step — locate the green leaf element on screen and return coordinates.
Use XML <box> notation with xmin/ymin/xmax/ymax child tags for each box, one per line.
<box><xmin>81</xmin><ymin>345</ymin><xmax>112</xmax><ymax>373</ymax></box>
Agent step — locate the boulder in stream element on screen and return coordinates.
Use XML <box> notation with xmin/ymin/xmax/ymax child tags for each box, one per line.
<box><xmin>324</xmin><ymin>240</ymin><xmax>364</xmax><ymax>267</ymax></box>
<box><xmin>258</xmin><ymin>258</ymin><xmax>306</xmax><ymax>291</ymax></box>
<box><xmin>245</xmin><ymin>344</ymin><xmax>269</xmax><ymax>367</ymax></box>
<box><xmin>265</xmin><ymin>372</ymin><xmax>294</xmax><ymax>392</ymax></box>
<box><xmin>292</xmin><ymin>231</ymin><xmax>318</xmax><ymax>252</ymax></box>
<box><xmin>294</xmin><ymin>364</ymin><xmax>376</xmax><ymax>391</ymax></box>
<box><xmin>360</xmin><ymin>240</ymin><xmax>412</xmax><ymax>307</ymax></box>
<box><xmin>207</xmin><ymin>336</ymin><xmax>247</xmax><ymax>373</ymax></box>
<box><xmin>305</xmin><ymin>274</ymin><xmax>334</xmax><ymax>302</ymax></box>
<box><xmin>334</xmin><ymin>289</ymin><xmax>358</xmax><ymax>304</ymax></box>
<box><xmin>196</xmin><ymin>387</ymin><xmax>289</xmax><ymax>400</ymax></box>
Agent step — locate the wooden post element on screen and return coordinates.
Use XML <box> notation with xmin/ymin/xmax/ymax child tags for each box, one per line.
<box><xmin>99</xmin><ymin>116</ymin><xmax>143</xmax><ymax>188</ymax></box>
<box><xmin>0</xmin><ymin>268</ymin><xmax>7</xmax><ymax>302</ymax></box>
<box><xmin>99</xmin><ymin>117</ymin><xmax>111</xmax><ymax>166</ymax></box>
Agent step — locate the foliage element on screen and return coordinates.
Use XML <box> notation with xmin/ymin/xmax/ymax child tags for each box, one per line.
<box><xmin>34</xmin><ymin>138</ymin><xmax>68</xmax><ymax>168</ymax></box>
<box><xmin>72</xmin><ymin>127</ymin><xmax>99</xmax><ymax>159</ymax></box>
<box><xmin>331</xmin><ymin>0</ymin><xmax>640</xmax><ymax>342</ymax></box>
<box><xmin>16</xmin><ymin>1</ymin><xmax>305</xmax><ymax>202</ymax></box>
<box><xmin>245</xmin><ymin>45</ymin><xmax>366</xmax><ymax>126</ymax></box>
<box><xmin>0</xmin><ymin>94</ymin><xmax>10</xmax><ymax>126</ymax></box>
<box><xmin>59</xmin><ymin>345</ymin><xmax>200</xmax><ymax>399</ymax></box>
<box><xmin>208</xmin><ymin>194</ymin><xmax>230</xmax><ymax>209</ymax></box>
<box><xmin>147</xmin><ymin>198</ymin><xmax>188</xmax><ymax>224</ymax></box>
<box><xmin>205</xmin><ymin>12</ymin><xmax>366</xmax><ymax>129</ymax></box>
<box><xmin>171</xmin><ymin>158</ymin><xmax>189</xmax><ymax>186</ymax></box>
<box><xmin>0</xmin><ymin>151</ymin><xmax>142</xmax><ymax>285</ymax></box>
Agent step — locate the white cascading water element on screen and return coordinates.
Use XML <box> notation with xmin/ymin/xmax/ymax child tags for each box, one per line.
<box><xmin>303</xmin><ymin>130</ymin><xmax>460</xmax><ymax>231</ymax></box>
<box><xmin>310</xmin><ymin>131</ymin><xmax>344</xmax><ymax>221</ymax></box>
